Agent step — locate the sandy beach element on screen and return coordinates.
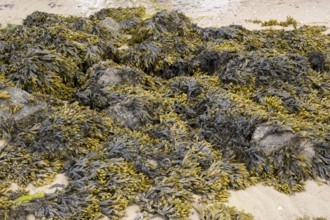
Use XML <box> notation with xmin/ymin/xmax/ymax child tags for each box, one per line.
<box><xmin>1</xmin><ymin>1</ymin><xmax>330</xmax><ymax>219</ymax></box>
<box><xmin>120</xmin><ymin>180</ymin><xmax>330</xmax><ymax>219</ymax></box>
<box><xmin>19</xmin><ymin>177</ymin><xmax>330</xmax><ymax>220</ymax></box>
<box><xmin>228</xmin><ymin>181</ymin><xmax>330</xmax><ymax>220</ymax></box>
<box><xmin>0</xmin><ymin>0</ymin><xmax>330</xmax><ymax>32</ymax></box>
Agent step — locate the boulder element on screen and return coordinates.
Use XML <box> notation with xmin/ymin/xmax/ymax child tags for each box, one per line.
<box><xmin>75</xmin><ymin>61</ymin><xmax>151</xmax><ymax>110</ymax></box>
<box><xmin>102</xmin><ymin>96</ymin><xmax>160</xmax><ymax>130</ymax></box>
<box><xmin>252</xmin><ymin>125</ymin><xmax>295</xmax><ymax>156</ymax></box>
<box><xmin>252</xmin><ymin>124</ymin><xmax>316</xmax><ymax>160</ymax></box>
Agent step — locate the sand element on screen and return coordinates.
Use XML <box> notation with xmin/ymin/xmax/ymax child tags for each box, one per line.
<box><xmin>1</xmin><ymin>0</ymin><xmax>330</xmax><ymax>33</ymax></box>
<box><xmin>211</xmin><ymin>0</ymin><xmax>330</xmax><ymax>34</ymax></box>
<box><xmin>228</xmin><ymin>181</ymin><xmax>330</xmax><ymax>220</ymax></box>
<box><xmin>0</xmin><ymin>0</ymin><xmax>241</xmax><ymax>27</ymax></box>
<box><xmin>8</xmin><ymin>173</ymin><xmax>69</xmax><ymax>195</ymax></box>
<box><xmin>25</xmin><ymin>173</ymin><xmax>69</xmax><ymax>195</ymax></box>
<box><xmin>120</xmin><ymin>181</ymin><xmax>330</xmax><ymax>220</ymax></box>
<box><xmin>1</xmin><ymin>0</ymin><xmax>330</xmax><ymax>219</ymax></box>
<box><xmin>7</xmin><ymin>173</ymin><xmax>69</xmax><ymax>220</ymax></box>
<box><xmin>13</xmin><ymin>179</ymin><xmax>330</xmax><ymax>220</ymax></box>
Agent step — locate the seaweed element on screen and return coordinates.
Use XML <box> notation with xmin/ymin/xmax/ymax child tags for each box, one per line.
<box><xmin>245</xmin><ymin>17</ymin><xmax>299</xmax><ymax>30</ymax></box>
<box><xmin>261</xmin><ymin>16</ymin><xmax>298</xmax><ymax>28</ymax></box>
<box><xmin>30</xmin><ymin>102</ymin><xmax>113</xmax><ymax>159</ymax></box>
<box><xmin>6</xmin><ymin>48</ymin><xmax>78</xmax><ymax>99</ymax></box>
<box><xmin>194</xmin><ymin>202</ymin><xmax>253</xmax><ymax>220</ymax></box>
<box><xmin>74</xmin><ymin>60</ymin><xmax>154</xmax><ymax>110</ymax></box>
<box><xmin>221</xmin><ymin>52</ymin><xmax>309</xmax><ymax>87</ymax></box>
<box><xmin>0</xmin><ymin>6</ymin><xmax>329</xmax><ymax>220</ymax></box>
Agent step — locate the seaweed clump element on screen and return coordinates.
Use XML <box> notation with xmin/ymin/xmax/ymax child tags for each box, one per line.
<box><xmin>0</xmin><ymin>7</ymin><xmax>329</xmax><ymax>220</ymax></box>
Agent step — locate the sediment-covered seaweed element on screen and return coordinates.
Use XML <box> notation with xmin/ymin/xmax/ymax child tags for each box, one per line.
<box><xmin>0</xmin><ymin>7</ymin><xmax>329</xmax><ymax>220</ymax></box>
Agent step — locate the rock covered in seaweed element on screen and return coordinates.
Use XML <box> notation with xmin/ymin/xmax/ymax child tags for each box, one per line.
<box><xmin>75</xmin><ymin>60</ymin><xmax>154</xmax><ymax>110</ymax></box>
<box><xmin>4</xmin><ymin>48</ymin><xmax>80</xmax><ymax>99</ymax></box>
<box><xmin>0</xmin><ymin>86</ymin><xmax>47</xmax><ymax>129</ymax></box>
<box><xmin>252</xmin><ymin>125</ymin><xmax>295</xmax><ymax>156</ymax></box>
<box><xmin>0</xmin><ymin>7</ymin><xmax>329</xmax><ymax>220</ymax></box>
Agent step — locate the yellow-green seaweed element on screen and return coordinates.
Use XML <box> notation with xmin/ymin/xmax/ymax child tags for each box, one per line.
<box><xmin>0</xmin><ymin>6</ymin><xmax>329</xmax><ymax>220</ymax></box>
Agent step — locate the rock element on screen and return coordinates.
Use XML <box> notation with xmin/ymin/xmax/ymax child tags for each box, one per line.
<box><xmin>96</xmin><ymin>67</ymin><xmax>122</xmax><ymax>89</ymax></box>
<box><xmin>104</xmin><ymin>104</ymin><xmax>140</xmax><ymax>129</ymax></box>
<box><xmin>75</xmin><ymin>61</ymin><xmax>151</xmax><ymax>110</ymax></box>
<box><xmin>252</xmin><ymin>125</ymin><xmax>295</xmax><ymax>155</ymax></box>
<box><xmin>122</xmin><ymin>205</ymin><xmax>141</xmax><ymax>220</ymax></box>
<box><xmin>86</xmin><ymin>61</ymin><xmax>146</xmax><ymax>88</ymax></box>
<box><xmin>146</xmin><ymin>159</ymin><xmax>159</xmax><ymax>170</ymax></box>
<box><xmin>118</xmin><ymin>45</ymin><xmax>130</xmax><ymax>51</ymax></box>
<box><xmin>99</xmin><ymin>17</ymin><xmax>120</xmax><ymax>34</ymax></box>
<box><xmin>8</xmin><ymin>183</ymin><xmax>19</xmax><ymax>192</ymax></box>
<box><xmin>103</xmin><ymin>98</ymin><xmax>158</xmax><ymax>130</ymax></box>
<box><xmin>252</xmin><ymin>125</ymin><xmax>316</xmax><ymax>159</ymax></box>
<box><xmin>0</xmin><ymin>87</ymin><xmax>47</xmax><ymax>128</ymax></box>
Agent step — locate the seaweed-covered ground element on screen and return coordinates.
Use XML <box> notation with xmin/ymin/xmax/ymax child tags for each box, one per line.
<box><xmin>0</xmin><ymin>7</ymin><xmax>329</xmax><ymax>220</ymax></box>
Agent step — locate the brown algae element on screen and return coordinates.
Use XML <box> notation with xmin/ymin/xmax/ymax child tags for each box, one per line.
<box><xmin>0</xmin><ymin>7</ymin><xmax>329</xmax><ymax>219</ymax></box>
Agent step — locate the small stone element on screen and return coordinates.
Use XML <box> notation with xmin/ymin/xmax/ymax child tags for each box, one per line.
<box><xmin>97</xmin><ymin>67</ymin><xmax>122</xmax><ymax>88</ymax></box>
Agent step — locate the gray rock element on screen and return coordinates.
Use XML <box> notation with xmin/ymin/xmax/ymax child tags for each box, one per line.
<box><xmin>252</xmin><ymin>125</ymin><xmax>295</xmax><ymax>155</ymax></box>
<box><xmin>75</xmin><ymin>61</ymin><xmax>150</xmax><ymax>110</ymax></box>
<box><xmin>102</xmin><ymin>96</ymin><xmax>157</xmax><ymax>130</ymax></box>
<box><xmin>0</xmin><ymin>87</ymin><xmax>47</xmax><ymax>128</ymax></box>
<box><xmin>103</xmin><ymin>104</ymin><xmax>141</xmax><ymax>130</ymax></box>
<box><xmin>252</xmin><ymin>124</ymin><xmax>316</xmax><ymax>161</ymax></box>
<box><xmin>99</xmin><ymin>17</ymin><xmax>120</xmax><ymax>34</ymax></box>
<box><xmin>97</xmin><ymin>67</ymin><xmax>122</xmax><ymax>90</ymax></box>
<box><xmin>88</xmin><ymin>61</ymin><xmax>146</xmax><ymax>89</ymax></box>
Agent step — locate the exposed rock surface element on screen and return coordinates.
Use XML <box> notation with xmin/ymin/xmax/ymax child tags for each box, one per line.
<box><xmin>0</xmin><ymin>87</ymin><xmax>47</xmax><ymax>128</ymax></box>
<box><xmin>252</xmin><ymin>125</ymin><xmax>295</xmax><ymax>155</ymax></box>
<box><xmin>99</xmin><ymin>17</ymin><xmax>121</xmax><ymax>34</ymax></box>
